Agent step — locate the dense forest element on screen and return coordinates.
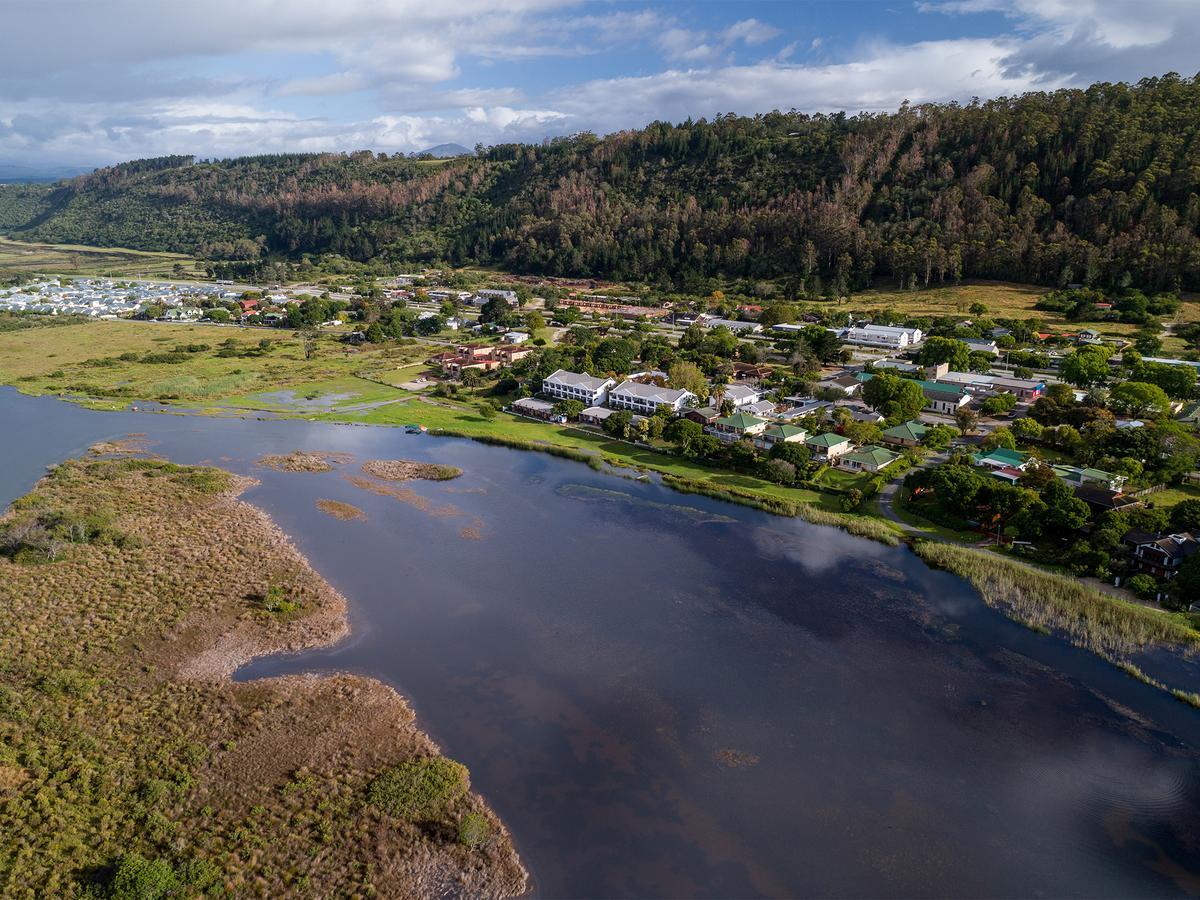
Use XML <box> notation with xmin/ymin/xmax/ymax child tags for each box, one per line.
<box><xmin>2</xmin><ymin>73</ymin><xmax>1199</xmax><ymax>291</ymax></box>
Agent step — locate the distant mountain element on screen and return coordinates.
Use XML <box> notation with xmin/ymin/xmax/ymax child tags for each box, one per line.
<box><xmin>415</xmin><ymin>143</ymin><xmax>472</xmax><ymax>158</ymax></box>
<box><xmin>0</xmin><ymin>163</ymin><xmax>95</xmax><ymax>184</ymax></box>
<box><xmin>1</xmin><ymin>74</ymin><xmax>1199</xmax><ymax>290</ymax></box>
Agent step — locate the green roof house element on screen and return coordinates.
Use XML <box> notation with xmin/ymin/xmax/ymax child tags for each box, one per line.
<box><xmin>805</xmin><ymin>431</ymin><xmax>853</xmax><ymax>460</ymax></box>
<box><xmin>839</xmin><ymin>444</ymin><xmax>901</xmax><ymax>473</ymax></box>
<box><xmin>754</xmin><ymin>423</ymin><xmax>808</xmax><ymax>450</ymax></box>
<box><xmin>881</xmin><ymin>420</ymin><xmax>928</xmax><ymax>447</ymax></box>
<box><xmin>710</xmin><ymin>412</ymin><xmax>767</xmax><ymax>442</ymax></box>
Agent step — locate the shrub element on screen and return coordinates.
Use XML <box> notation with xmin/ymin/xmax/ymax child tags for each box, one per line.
<box><xmin>367</xmin><ymin>757</ymin><xmax>470</xmax><ymax>821</ymax></box>
<box><xmin>261</xmin><ymin>584</ymin><xmax>298</xmax><ymax>614</ymax></box>
<box><xmin>1126</xmin><ymin>574</ymin><xmax>1159</xmax><ymax>600</ymax></box>
<box><xmin>107</xmin><ymin>853</ymin><xmax>178</xmax><ymax>900</ymax></box>
<box><xmin>458</xmin><ymin>812</ymin><xmax>491</xmax><ymax>848</ymax></box>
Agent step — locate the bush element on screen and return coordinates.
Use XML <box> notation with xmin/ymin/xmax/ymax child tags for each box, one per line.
<box><xmin>458</xmin><ymin>812</ymin><xmax>491</xmax><ymax>848</ymax></box>
<box><xmin>367</xmin><ymin>757</ymin><xmax>470</xmax><ymax>821</ymax></box>
<box><xmin>107</xmin><ymin>853</ymin><xmax>178</xmax><ymax>900</ymax></box>
<box><xmin>1126</xmin><ymin>574</ymin><xmax>1159</xmax><ymax>600</ymax></box>
<box><xmin>261</xmin><ymin>584</ymin><xmax>298</xmax><ymax>614</ymax></box>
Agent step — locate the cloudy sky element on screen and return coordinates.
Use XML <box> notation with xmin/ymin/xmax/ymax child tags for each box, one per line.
<box><xmin>2</xmin><ymin>0</ymin><xmax>1196</xmax><ymax>168</ymax></box>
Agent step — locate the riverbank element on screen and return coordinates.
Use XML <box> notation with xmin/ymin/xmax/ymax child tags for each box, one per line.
<box><xmin>0</xmin><ymin>456</ymin><xmax>525</xmax><ymax>897</ymax></box>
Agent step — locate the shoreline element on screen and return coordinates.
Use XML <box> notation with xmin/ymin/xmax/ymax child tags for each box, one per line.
<box><xmin>0</xmin><ymin>455</ymin><xmax>528</xmax><ymax>897</ymax></box>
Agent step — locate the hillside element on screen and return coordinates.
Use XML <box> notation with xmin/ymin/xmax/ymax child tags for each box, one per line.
<box><xmin>1</xmin><ymin>73</ymin><xmax>1199</xmax><ymax>290</ymax></box>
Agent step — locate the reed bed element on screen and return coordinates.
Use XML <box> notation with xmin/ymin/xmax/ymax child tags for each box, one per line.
<box><xmin>913</xmin><ymin>542</ymin><xmax>1200</xmax><ymax>657</ymax></box>
<box><xmin>0</xmin><ymin>458</ymin><xmax>524</xmax><ymax>897</ymax></box>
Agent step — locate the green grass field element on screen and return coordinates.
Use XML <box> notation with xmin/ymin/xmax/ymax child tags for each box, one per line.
<box><xmin>0</xmin><ymin>237</ymin><xmax>199</xmax><ymax>278</ymax></box>
<box><xmin>846</xmin><ymin>280</ymin><xmax>1200</xmax><ymax>355</ymax></box>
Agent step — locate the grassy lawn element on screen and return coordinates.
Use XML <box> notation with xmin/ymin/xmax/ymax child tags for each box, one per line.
<box><xmin>845</xmin><ymin>279</ymin><xmax>1200</xmax><ymax>351</ymax></box>
<box><xmin>888</xmin><ymin>489</ymin><xmax>981</xmax><ymax>542</ymax></box>
<box><xmin>0</xmin><ymin>320</ymin><xmax>428</xmax><ymax>404</ymax></box>
<box><xmin>1143</xmin><ymin>483</ymin><xmax>1200</xmax><ymax>509</ymax></box>
<box><xmin>0</xmin><ymin>237</ymin><xmax>198</xmax><ymax>277</ymax></box>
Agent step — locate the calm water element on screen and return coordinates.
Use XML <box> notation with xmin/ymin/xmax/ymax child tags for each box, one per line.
<box><xmin>3</xmin><ymin>386</ymin><xmax>1200</xmax><ymax>898</ymax></box>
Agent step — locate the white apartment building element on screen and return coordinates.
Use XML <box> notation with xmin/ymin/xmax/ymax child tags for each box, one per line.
<box><xmin>844</xmin><ymin>324</ymin><xmax>924</xmax><ymax>349</ymax></box>
<box><xmin>542</xmin><ymin>369</ymin><xmax>616</xmax><ymax>407</ymax></box>
<box><xmin>608</xmin><ymin>381</ymin><xmax>696</xmax><ymax>414</ymax></box>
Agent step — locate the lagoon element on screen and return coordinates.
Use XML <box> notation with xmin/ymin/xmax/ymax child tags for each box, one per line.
<box><xmin>2</xmin><ymin>386</ymin><xmax>1199</xmax><ymax>897</ymax></box>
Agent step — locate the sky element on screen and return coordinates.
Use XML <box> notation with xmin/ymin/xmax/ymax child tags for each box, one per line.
<box><xmin>1</xmin><ymin>0</ymin><xmax>1197</xmax><ymax>168</ymax></box>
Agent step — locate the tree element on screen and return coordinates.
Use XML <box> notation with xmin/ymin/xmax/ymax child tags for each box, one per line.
<box><xmin>364</xmin><ymin>322</ymin><xmax>386</xmax><ymax>343</ymax></box>
<box><xmin>1040</xmin><ymin>478</ymin><xmax>1090</xmax><ymax>535</ymax></box>
<box><xmin>921</xmin><ymin>424</ymin><xmax>958</xmax><ymax>450</ymax></box>
<box><xmin>980</xmin><ymin>392</ymin><xmax>1017</xmax><ymax>415</ymax></box>
<box><xmin>1126</xmin><ymin>574</ymin><xmax>1159</xmax><ymax>600</ymax></box>
<box><xmin>1010</xmin><ymin>417</ymin><xmax>1043</xmax><ymax>442</ymax></box>
<box><xmin>861</xmin><ymin>373</ymin><xmax>925</xmax><ymax>422</ymax></box>
<box><xmin>478</xmin><ymin>402</ymin><xmax>497</xmax><ymax>420</ymax></box>
<box><xmin>980</xmin><ymin>427</ymin><xmax>1016</xmax><ymax>451</ymax></box>
<box><xmin>479</xmin><ymin>296</ymin><xmax>512</xmax><ymax>323</ymax></box>
<box><xmin>553</xmin><ymin>399</ymin><xmax>585</xmax><ymax>419</ymax></box>
<box><xmin>1108</xmin><ymin>381</ymin><xmax>1171</xmax><ymax>417</ymax></box>
<box><xmin>1060</xmin><ymin>346</ymin><xmax>1111</xmax><ymax>387</ymax></box>
<box><xmin>1166</xmin><ymin>554</ymin><xmax>1200</xmax><ymax>611</ymax></box>
<box><xmin>603</xmin><ymin>410</ymin><xmax>632</xmax><ymax>439</ymax></box>
<box><xmin>1132</xmin><ymin>360</ymin><xmax>1197</xmax><ymax>399</ymax></box>
<box><xmin>761</xmin><ymin>458</ymin><xmax>797</xmax><ymax>485</ymax></box>
<box><xmin>954</xmin><ymin>407</ymin><xmax>978</xmax><ymax>434</ymax></box>
<box><xmin>1170</xmin><ymin>499</ymin><xmax>1200</xmax><ymax>532</ymax></box>
<box><xmin>769</xmin><ymin>440</ymin><xmax>811</xmax><ymax>469</ymax></box>
<box><xmin>667</xmin><ymin>361</ymin><xmax>708</xmax><ymax>399</ymax></box>
<box><xmin>107</xmin><ymin>853</ymin><xmax>178</xmax><ymax>900</ymax></box>
<box><xmin>665</xmin><ymin>418</ymin><xmax>703</xmax><ymax>447</ymax></box>
<box><xmin>204</xmin><ymin>307</ymin><xmax>231</xmax><ymax>323</ymax></box>
<box><xmin>593</xmin><ymin>337</ymin><xmax>637</xmax><ymax>374</ymax></box>
<box><xmin>917</xmin><ymin>337</ymin><xmax>970</xmax><ymax>371</ymax></box>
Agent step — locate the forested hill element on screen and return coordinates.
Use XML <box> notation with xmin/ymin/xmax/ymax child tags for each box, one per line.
<box><xmin>2</xmin><ymin>73</ymin><xmax>1199</xmax><ymax>291</ymax></box>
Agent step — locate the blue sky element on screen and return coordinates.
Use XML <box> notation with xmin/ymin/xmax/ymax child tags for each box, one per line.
<box><xmin>1</xmin><ymin>0</ymin><xmax>1195</xmax><ymax>166</ymax></box>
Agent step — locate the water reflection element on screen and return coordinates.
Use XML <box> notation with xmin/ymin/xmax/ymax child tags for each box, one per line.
<box><xmin>2</xmin><ymin>387</ymin><xmax>1200</xmax><ymax>897</ymax></box>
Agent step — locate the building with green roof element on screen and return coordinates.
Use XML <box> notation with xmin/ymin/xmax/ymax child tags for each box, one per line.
<box><xmin>881</xmin><ymin>420</ymin><xmax>928</xmax><ymax>447</ymax></box>
<box><xmin>805</xmin><ymin>431</ymin><xmax>853</xmax><ymax>460</ymax></box>
<box><xmin>753</xmin><ymin>423</ymin><xmax>807</xmax><ymax>451</ymax></box>
<box><xmin>839</xmin><ymin>444</ymin><xmax>901</xmax><ymax>473</ymax></box>
<box><xmin>710</xmin><ymin>412</ymin><xmax>767</xmax><ymax>442</ymax></box>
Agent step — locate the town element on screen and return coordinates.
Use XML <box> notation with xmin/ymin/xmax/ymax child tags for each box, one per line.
<box><xmin>3</xmin><ymin>269</ymin><xmax>1198</xmax><ymax>611</ymax></box>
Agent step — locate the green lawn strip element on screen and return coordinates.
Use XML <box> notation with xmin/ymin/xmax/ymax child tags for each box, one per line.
<box><xmin>887</xmin><ymin>490</ymin><xmax>982</xmax><ymax>543</ymax></box>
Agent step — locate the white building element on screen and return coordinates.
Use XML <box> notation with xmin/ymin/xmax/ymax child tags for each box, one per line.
<box><xmin>608</xmin><ymin>381</ymin><xmax>695</xmax><ymax>414</ymax></box>
<box><xmin>722</xmin><ymin>384</ymin><xmax>763</xmax><ymax>408</ymax></box>
<box><xmin>844</xmin><ymin>324</ymin><xmax>924</xmax><ymax>349</ymax></box>
<box><xmin>542</xmin><ymin>369</ymin><xmax>616</xmax><ymax>407</ymax></box>
<box><xmin>473</xmin><ymin>288</ymin><xmax>519</xmax><ymax>307</ymax></box>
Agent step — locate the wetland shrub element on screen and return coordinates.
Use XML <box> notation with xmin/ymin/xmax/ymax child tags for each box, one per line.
<box><xmin>367</xmin><ymin>757</ymin><xmax>469</xmax><ymax>821</ymax></box>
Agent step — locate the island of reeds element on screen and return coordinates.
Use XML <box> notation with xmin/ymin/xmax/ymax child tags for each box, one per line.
<box><xmin>0</xmin><ymin>457</ymin><xmax>526</xmax><ymax>897</ymax></box>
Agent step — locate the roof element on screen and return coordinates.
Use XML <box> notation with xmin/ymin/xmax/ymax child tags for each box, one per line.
<box><xmin>580</xmin><ymin>405</ymin><xmax>613</xmax><ymax>419</ymax></box>
<box><xmin>724</xmin><ymin>384</ymin><xmax>760</xmax><ymax>402</ymax></box>
<box><xmin>975</xmin><ymin>447</ymin><xmax>1027</xmax><ymax>466</ymax></box>
<box><xmin>714</xmin><ymin>413</ymin><xmax>765</xmax><ymax>430</ymax></box>
<box><xmin>842</xmin><ymin>445</ymin><xmax>900</xmax><ymax>467</ymax></box>
<box><xmin>611</xmin><ymin>381</ymin><xmax>693</xmax><ymax>404</ymax></box>
<box><xmin>544</xmin><ymin>369</ymin><xmax>613</xmax><ymax>391</ymax></box>
<box><xmin>806</xmin><ymin>432</ymin><xmax>851</xmax><ymax>448</ymax></box>
<box><xmin>883</xmin><ymin>420</ymin><xmax>928</xmax><ymax>442</ymax></box>
<box><xmin>513</xmin><ymin>397</ymin><xmax>554</xmax><ymax>412</ymax></box>
<box><xmin>763</xmin><ymin>424</ymin><xmax>807</xmax><ymax>439</ymax></box>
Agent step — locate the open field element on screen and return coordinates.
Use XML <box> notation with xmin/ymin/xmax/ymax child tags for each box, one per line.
<box><xmin>0</xmin><ymin>320</ymin><xmax>428</xmax><ymax>405</ymax></box>
<box><xmin>0</xmin><ymin>457</ymin><xmax>524</xmax><ymax>896</ymax></box>
<box><xmin>847</xmin><ymin>280</ymin><xmax>1200</xmax><ymax>354</ymax></box>
<box><xmin>0</xmin><ymin>237</ymin><xmax>199</xmax><ymax>278</ymax></box>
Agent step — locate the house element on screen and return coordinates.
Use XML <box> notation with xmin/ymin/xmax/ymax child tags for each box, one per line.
<box><xmin>839</xmin><ymin>445</ymin><xmax>901</xmax><ymax>473</ymax></box>
<box><xmin>843</xmin><ymin>324</ymin><xmax>924</xmax><ymax>349</ymax></box>
<box><xmin>1075</xmin><ymin>484</ymin><xmax>1143</xmax><ymax>512</ymax></box>
<box><xmin>821</xmin><ymin>374</ymin><xmax>862</xmax><ymax>397</ymax></box>
<box><xmin>722</xmin><ymin>384</ymin><xmax>763</xmax><ymax>408</ymax></box>
<box><xmin>753</xmin><ymin>423</ymin><xmax>807</xmax><ymax>451</ymax></box>
<box><xmin>683</xmin><ymin>406</ymin><xmax>721</xmax><ymax>425</ymax></box>
<box><xmin>1052</xmin><ymin>465</ymin><xmax>1126</xmax><ymax>492</ymax></box>
<box><xmin>842</xmin><ymin>405</ymin><xmax>884</xmax><ymax>424</ymax></box>
<box><xmin>1129</xmin><ymin>531</ymin><xmax>1200</xmax><ymax>579</ymax></box>
<box><xmin>731</xmin><ymin>362</ymin><xmax>772</xmax><ymax>382</ymax></box>
<box><xmin>1176</xmin><ymin>401</ymin><xmax>1200</xmax><ymax>427</ymax></box>
<box><xmin>710</xmin><ymin>412</ymin><xmax>767</xmax><ymax>443</ymax></box>
<box><xmin>1076</xmin><ymin>329</ymin><xmax>1104</xmax><ymax>345</ymax></box>
<box><xmin>473</xmin><ymin>288</ymin><xmax>519</xmax><ymax>307</ymax></box>
<box><xmin>503</xmin><ymin>331</ymin><xmax>530</xmax><ymax>344</ymax></box>
<box><xmin>704</xmin><ymin>317</ymin><xmax>762</xmax><ymax>334</ymax></box>
<box><xmin>512</xmin><ymin>397</ymin><xmax>562</xmax><ymax>422</ymax></box>
<box><xmin>542</xmin><ymin>369</ymin><xmax>615</xmax><ymax>407</ymax></box>
<box><xmin>882</xmin><ymin>420</ymin><xmax>928</xmax><ymax>447</ymax></box>
<box><xmin>556</xmin><ymin>296</ymin><xmax>670</xmax><ymax>320</ymax></box>
<box><xmin>805</xmin><ymin>432</ymin><xmax>853</xmax><ymax>461</ymax></box>
<box><xmin>579</xmin><ymin>406</ymin><xmax>613</xmax><ymax>426</ymax></box>
<box><xmin>856</xmin><ymin>372</ymin><xmax>972</xmax><ymax>415</ymax></box>
<box><xmin>608</xmin><ymin>381</ymin><xmax>696</xmax><ymax>414</ymax></box>
<box><xmin>743</xmin><ymin>399</ymin><xmax>779</xmax><ymax>418</ymax></box>
<box><xmin>778</xmin><ymin>399</ymin><xmax>832</xmax><ymax>421</ymax></box>
<box><xmin>435</xmin><ymin>343</ymin><xmax>530</xmax><ymax>377</ymax></box>
<box><xmin>963</xmin><ymin>338</ymin><xmax>1000</xmax><ymax>356</ymax></box>
<box><xmin>974</xmin><ymin>447</ymin><xmax>1029</xmax><ymax>471</ymax></box>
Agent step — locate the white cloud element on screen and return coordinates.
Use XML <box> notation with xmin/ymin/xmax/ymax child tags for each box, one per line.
<box><xmin>0</xmin><ymin>0</ymin><xmax>1194</xmax><ymax>166</ymax></box>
